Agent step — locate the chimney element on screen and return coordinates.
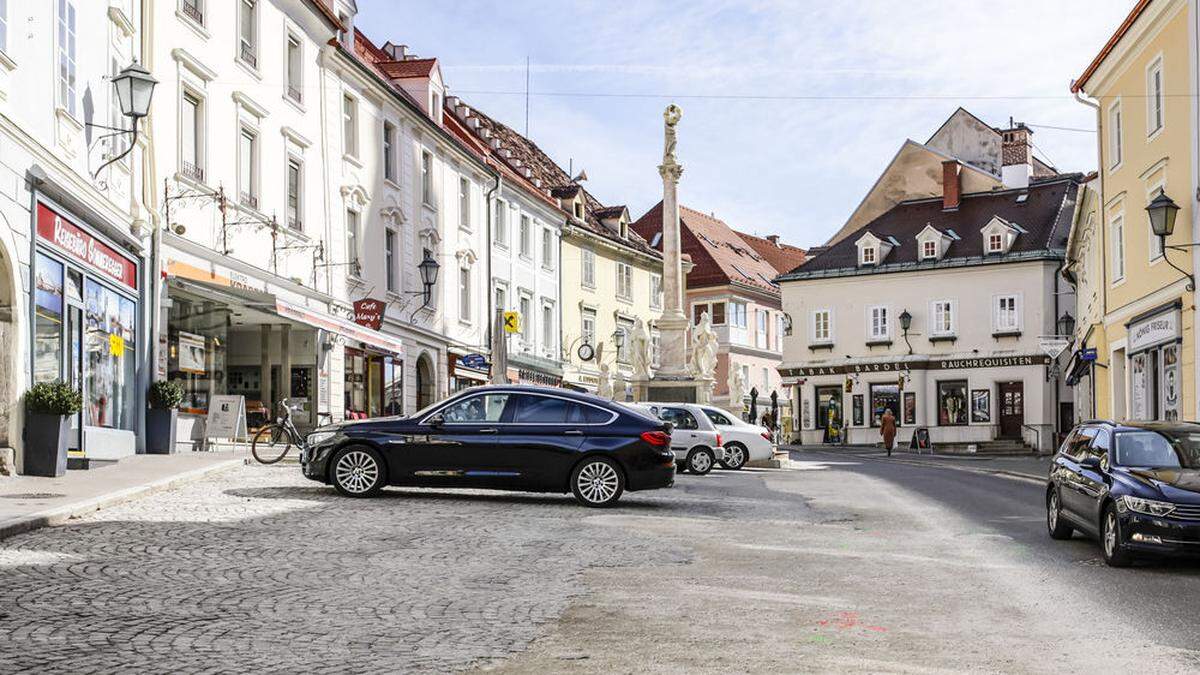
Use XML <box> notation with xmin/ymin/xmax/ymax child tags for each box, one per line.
<box><xmin>384</xmin><ymin>43</ymin><xmax>409</xmax><ymax>61</ymax></box>
<box><xmin>1001</xmin><ymin>123</ymin><xmax>1032</xmax><ymax>188</ymax></box>
<box><xmin>942</xmin><ymin>160</ymin><xmax>961</xmax><ymax>211</ymax></box>
<box><xmin>766</xmin><ymin>235</ymin><xmax>781</xmax><ymax>247</ymax></box>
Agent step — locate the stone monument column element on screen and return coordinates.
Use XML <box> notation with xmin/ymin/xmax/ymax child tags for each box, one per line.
<box><xmin>656</xmin><ymin>104</ymin><xmax>690</xmax><ymax>377</ymax></box>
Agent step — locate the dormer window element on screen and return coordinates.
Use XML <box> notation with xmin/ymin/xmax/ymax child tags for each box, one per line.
<box><xmin>855</xmin><ymin>231</ymin><xmax>892</xmax><ymax>267</ymax></box>
<box><xmin>987</xmin><ymin>233</ymin><xmax>1004</xmax><ymax>253</ymax></box>
<box><xmin>573</xmin><ymin>200</ymin><xmax>583</xmax><ymax>219</ymax></box>
<box><xmin>922</xmin><ymin>240</ymin><xmax>937</xmax><ymax>259</ymax></box>
<box><xmin>980</xmin><ymin>215</ymin><xmax>1019</xmax><ymax>256</ymax></box>
<box><xmin>861</xmin><ymin>246</ymin><xmax>876</xmax><ymax>265</ymax></box>
<box><xmin>619</xmin><ymin>219</ymin><xmax>628</xmax><ymax>238</ymax></box>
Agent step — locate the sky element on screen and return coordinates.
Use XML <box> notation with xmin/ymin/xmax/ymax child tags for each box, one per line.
<box><xmin>356</xmin><ymin>0</ymin><xmax>1134</xmax><ymax>248</ymax></box>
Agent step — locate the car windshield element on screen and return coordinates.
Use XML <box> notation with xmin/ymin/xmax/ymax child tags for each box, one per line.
<box><xmin>1114</xmin><ymin>430</ymin><xmax>1200</xmax><ymax>468</ymax></box>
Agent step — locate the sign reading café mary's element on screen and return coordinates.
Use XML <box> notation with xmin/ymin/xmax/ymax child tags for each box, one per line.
<box><xmin>353</xmin><ymin>298</ymin><xmax>385</xmax><ymax>330</ymax></box>
<box><xmin>36</xmin><ymin>202</ymin><xmax>137</xmax><ymax>289</ymax></box>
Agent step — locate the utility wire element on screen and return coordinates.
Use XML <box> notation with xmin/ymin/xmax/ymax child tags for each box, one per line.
<box><xmin>454</xmin><ymin>89</ymin><xmax>1191</xmax><ymax>102</ymax></box>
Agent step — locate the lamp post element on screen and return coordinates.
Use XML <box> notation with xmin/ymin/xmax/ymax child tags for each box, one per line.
<box><xmin>91</xmin><ymin>60</ymin><xmax>158</xmax><ymax>178</ymax></box>
<box><xmin>899</xmin><ymin>309</ymin><xmax>913</xmax><ymax>355</ymax></box>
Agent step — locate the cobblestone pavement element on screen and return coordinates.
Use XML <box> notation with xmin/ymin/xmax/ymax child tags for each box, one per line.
<box><xmin>0</xmin><ymin>465</ymin><xmax>700</xmax><ymax>673</ymax></box>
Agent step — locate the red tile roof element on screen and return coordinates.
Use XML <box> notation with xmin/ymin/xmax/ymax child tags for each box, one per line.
<box><xmin>734</xmin><ymin>232</ymin><xmax>807</xmax><ymax>275</ymax></box>
<box><xmin>1072</xmin><ymin>0</ymin><xmax>1153</xmax><ymax>93</ymax></box>
<box><xmin>631</xmin><ymin>203</ymin><xmax>790</xmax><ymax>294</ymax></box>
<box><xmin>377</xmin><ymin>58</ymin><xmax>438</xmax><ymax>80</ymax></box>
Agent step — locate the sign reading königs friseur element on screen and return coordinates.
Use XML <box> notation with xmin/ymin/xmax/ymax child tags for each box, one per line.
<box><xmin>780</xmin><ymin>354</ymin><xmax>1051</xmax><ymax>378</ymax></box>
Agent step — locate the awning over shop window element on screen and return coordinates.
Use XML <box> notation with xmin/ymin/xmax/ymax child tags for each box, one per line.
<box><xmin>274</xmin><ymin>299</ymin><xmax>404</xmax><ymax>356</ymax></box>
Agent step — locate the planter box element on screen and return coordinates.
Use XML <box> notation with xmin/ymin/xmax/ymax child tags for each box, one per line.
<box><xmin>146</xmin><ymin>409</ymin><xmax>178</xmax><ymax>454</ymax></box>
<box><xmin>23</xmin><ymin>413</ymin><xmax>69</xmax><ymax>477</ymax></box>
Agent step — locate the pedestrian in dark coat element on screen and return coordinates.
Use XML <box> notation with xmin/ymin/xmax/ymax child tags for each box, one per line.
<box><xmin>880</xmin><ymin>409</ymin><xmax>897</xmax><ymax>457</ymax></box>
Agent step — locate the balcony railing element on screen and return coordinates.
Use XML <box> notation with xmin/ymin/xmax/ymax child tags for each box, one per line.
<box><xmin>180</xmin><ymin>161</ymin><xmax>204</xmax><ymax>184</ymax></box>
<box><xmin>239</xmin><ymin>42</ymin><xmax>257</xmax><ymax>68</ymax></box>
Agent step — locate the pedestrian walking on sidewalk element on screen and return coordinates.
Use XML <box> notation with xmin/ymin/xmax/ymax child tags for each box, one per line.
<box><xmin>880</xmin><ymin>409</ymin><xmax>897</xmax><ymax>457</ymax></box>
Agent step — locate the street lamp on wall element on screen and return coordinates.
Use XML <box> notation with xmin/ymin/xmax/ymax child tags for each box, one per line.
<box><xmin>1145</xmin><ymin>191</ymin><xmax>1195</xmax><ymax>291</ymax></box>
<box><xmin>90</xmin><ymin>60</ymin><xmax>158</xmax><ymax>178</ymax></box>
<box><xmin>1057</xmin><ymin>311</ymin><xmax>1076</xmax><ymax>339</ymax></box>
<box><xmin>898</xmin><ymin>309</ymin><xmax>913</xmax><ymax>355</ymax></box>
<box><xmin>417</xmin><ymin>249</ymin><xmax>440</xmax><ymax>306</ymax></box>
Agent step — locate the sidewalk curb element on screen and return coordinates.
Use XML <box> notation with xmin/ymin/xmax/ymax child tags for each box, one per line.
<box><xmin>0</xmin><ymin>458</ymin><xmax>244</xmax><ymax>542</ymax></box>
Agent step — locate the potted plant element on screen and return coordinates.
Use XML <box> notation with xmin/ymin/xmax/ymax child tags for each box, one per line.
<box><xmin>147</xmin><ymin>380</ymin><xmax>184</xmax><ymax>454</ymax></box>
<box><xmin>23</xmin><ymin>381</ymin><xmax>82</xmax><ymax>477</ymax></box>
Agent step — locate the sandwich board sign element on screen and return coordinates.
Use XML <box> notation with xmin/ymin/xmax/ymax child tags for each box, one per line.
<box><xmin>204</xmin><ymin>395</ymin><xmax>248</xmax><ymax>451</ymax></box>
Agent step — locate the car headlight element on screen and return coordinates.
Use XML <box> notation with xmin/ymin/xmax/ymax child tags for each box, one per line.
<box><xmin>1119</xmin><ymin>495</ymin><xmax>1176</xmax><ymax>517</ymax></box>
<box><xmin>306</xmin><ymin>430</ymin><xmax>338</xmax><ymax>446</ymax></box>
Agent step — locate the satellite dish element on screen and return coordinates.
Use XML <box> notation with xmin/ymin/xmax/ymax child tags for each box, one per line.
<box><xmin>572</xmin><ymin>170</ymin><xmax>588</xmax><ymax>183</ymax></box>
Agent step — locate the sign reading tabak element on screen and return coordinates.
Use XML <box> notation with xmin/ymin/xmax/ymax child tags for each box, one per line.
<box><xmin>353</xmin><ymin>298</ymin><xmax>385</xmax><ymax>330</ymax></box>
<box><xmin>36</xmin><ymin>202</ymin><xmax>138</xmax><ymax>289</ymax></box>
<box><xmin>780</xmin><ymin>354</ymin><xmax>1050</xmax><ymax>377</ymax></box>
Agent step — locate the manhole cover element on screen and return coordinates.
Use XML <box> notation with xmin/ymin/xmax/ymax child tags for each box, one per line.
<box><xmin>0</xmin><ymin>493</ymin><xmax>66</xmax><ymax>500</ymax></box>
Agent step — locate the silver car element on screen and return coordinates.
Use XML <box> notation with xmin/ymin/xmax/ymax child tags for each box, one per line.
<box><xmin>627</xmin><ymin>403</ymin><xmax>720</xmax><ymax>475</ymax></box>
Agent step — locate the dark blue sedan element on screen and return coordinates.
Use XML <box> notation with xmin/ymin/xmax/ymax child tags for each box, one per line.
<box><xmin>300</xmin><ymin>385</ymin><xmax>676</xmax><ymax>507</ymax></box>
<box><xmin>1047</xmin><ymin>421</ymin><xmax>1200</xmax><ymax>566</ymax></box>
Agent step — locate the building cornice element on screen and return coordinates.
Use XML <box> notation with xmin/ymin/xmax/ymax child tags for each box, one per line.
<box><xmin>778</xmin><ymin>250</ymin><xmax>1065</xmax><ymax>283</ymax></box>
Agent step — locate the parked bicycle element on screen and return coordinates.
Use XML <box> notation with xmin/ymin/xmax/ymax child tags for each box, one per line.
<box><xmin>251</xmin><ymin>399</ymin><xmax>327</xmax><ymax>464</ymax></box>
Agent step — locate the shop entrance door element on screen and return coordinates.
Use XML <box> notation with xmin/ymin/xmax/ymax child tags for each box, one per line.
<box><xmin>998</xmin><ymin>381</ymin><xmax>1024</xmax><ymax>439</ymax></box>
<box><xmin>815</xmin><ymin>386</ymin><xmax>843</xmax><ymax>443</ymax></box>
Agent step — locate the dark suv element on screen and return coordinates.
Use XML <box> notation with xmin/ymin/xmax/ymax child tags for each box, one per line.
<box><xmin>1047</xmin><ymin>420</ymin><xmax>1200</xmax><ymax>566</ymax></box>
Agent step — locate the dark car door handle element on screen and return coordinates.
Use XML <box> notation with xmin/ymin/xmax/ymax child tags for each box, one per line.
<box><xmin>564</xmin><ymin>429</ymin><xmax>583</xmax><ymax>436</ymax></box>
<box><xmin>480</xmin><ymin>428</ymin><xmax>498</xmax><ymax>434</ymax></box>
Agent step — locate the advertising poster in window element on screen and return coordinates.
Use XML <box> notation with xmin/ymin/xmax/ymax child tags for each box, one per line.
<box><xmin>177</xmin><ymin>331</ymin><xmax>207</xmax><ymax>374</ymax></box>
<box><xmin>852</xmin><ymin>394</ymin><xmax>864</xmax><ymax>426</ymax></box>
<box><xmin>1162</xmin><ymin>344</ymin><xmax>1180</xmax><ymax>421</ymax></box>
<box><xmin>1130</xmin><ymin>353</ymin><xmax>1148</xmax><ymax>420</ymax></box>
<box><xmin>938</xmin><ymin>381</ymin><xmax>968</xmax><ymax>425</ymax></box>
<box><xmin>903</xmin><ymin>392</ymin><xmax>916</xmax><ymax>425</ymax></box>
<box><xmin>870</xmin><ymin>384</ymin><xmax>899</xmax><ymax>427</ymax></box>
<box><xmin>971</xmin><ymin>389</ymin><xmax>991</xmax><ymax>423</ymax></box>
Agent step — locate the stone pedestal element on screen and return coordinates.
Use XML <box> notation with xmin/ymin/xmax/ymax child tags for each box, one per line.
<box><xmin>633</xmin><ymin>376</ymin><xmax>714</xmax><ymax>404</ymax></box>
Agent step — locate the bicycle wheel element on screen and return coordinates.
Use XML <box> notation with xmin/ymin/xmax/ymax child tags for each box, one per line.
<box><xmin>251</xmin><ymin>424</ymin><xmax>292</xmax><ymax>464</ymax></box>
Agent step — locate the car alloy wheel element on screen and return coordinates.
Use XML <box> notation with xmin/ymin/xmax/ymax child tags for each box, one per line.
<box><xmin>1046</xmin><ymin>489</ymin><xmax>1073</xmax><ymax>540</ymax></box>
<box><xmin>1101</xmin><ymin>503</ymin><xmax>1133</xmax><ymax>567</ymax></box>
<box><xmin>571</xmin><ymin>457</ymin><xmax>624</xmax><ymax>507</ymax></box>
<box><xmin>719</xmin><ymin>443</ymin><xmax>747</xmax><ymax>470</ymax></box>
<box><xmin>688</xmin><ymin>448</ymin><xmax>714</xmax><ymax>475</ymax></box>
<box><xmin>332</xmin><ymin>447</ymin><xmax>384</xmax><ymax>497</ymax></box>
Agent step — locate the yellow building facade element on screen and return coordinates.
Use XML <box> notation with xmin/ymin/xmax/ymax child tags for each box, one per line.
<box><xmin>559</xmin><ymin>212</ymin><xmax>664</xmax><ymax>393</ymax></box>
<box><xmin>1073</xmin><ymin>0</ymin><xmax>1198</xmax><ymax>421</ymax></box>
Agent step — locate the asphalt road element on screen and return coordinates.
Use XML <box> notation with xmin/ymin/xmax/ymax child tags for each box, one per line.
<box><xmin>794</xmin><ymin>447</ymin><xmax>1200</xmax><ymax>651</ymax></box>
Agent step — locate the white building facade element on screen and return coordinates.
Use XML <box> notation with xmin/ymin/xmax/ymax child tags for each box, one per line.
<box><xmin>778</xmin><ymin>169</ymin><xmax>1081</xmax><ymax>452</ymax></box>
<box><xmin>0</xmin><ymin>0</ymin><xmax>153</xmax><ymax>468</ymax></box>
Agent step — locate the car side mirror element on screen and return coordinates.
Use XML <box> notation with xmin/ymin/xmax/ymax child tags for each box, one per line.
<box><xmin>427</xmin><ymin>413</ymin><xmax>445</xmax><ymax>429</ymax></box>
<box><xmin>1080</xmin><ymin>456</ymin><xmax>1102</xmax><ymax>471</ymax></box>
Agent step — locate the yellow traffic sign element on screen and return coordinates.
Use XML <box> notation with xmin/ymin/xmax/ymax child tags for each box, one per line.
<box><xmin>503</xmin><ymin>311</ymin><xmax>521</xmax><ymax>334</ymax></box>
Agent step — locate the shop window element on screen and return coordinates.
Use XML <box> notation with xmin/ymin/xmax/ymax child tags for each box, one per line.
<box><xmin>869</xmin><ymin>383</ymin><xmax>899</xmax><ymax>427</ymax></box>
<box><xmin>85</xmin><ymin>280</ymin><xmax>137</xmax><ymax>430</ymax></box>
<box><xmin>33</xmin><ymin>253</ymin><xmax>65</xmax><ymax>383</ymax></box>
<box><xmin>938</xmin><ymin>380</ymin><xmax>968</xmax><ymax>426</ymax></box>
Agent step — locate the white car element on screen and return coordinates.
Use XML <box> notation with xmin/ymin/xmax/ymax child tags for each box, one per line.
<box><xmin>627</xmin><ymin>403</ymin><xmax>721</xmax><ymax>475</ymax></box>
<box><xmin>695</xmin><ymin>405</ymin><xmax>776</xmax><ymax>470</ymax></box>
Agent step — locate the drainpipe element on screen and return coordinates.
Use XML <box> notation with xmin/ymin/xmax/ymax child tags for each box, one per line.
<box><xmin>1073</xmin><ymin>84</ymin><xmax>1106</xmax><ymax>419</ymax></box>
<box><xmin>485</xmin><ymin>170</ymin><xmax>502</xmax><ymax>358</ymax></box>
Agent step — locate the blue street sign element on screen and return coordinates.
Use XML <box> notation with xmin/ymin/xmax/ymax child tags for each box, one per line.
<box><xmin>1080</xmin><ymin>348</ymin><xmax>1097</xmax><ymax>362</ymax></box>
<box><xmin>460</xmin><ymin>354</ymin><xmax>489</xmax><ymax>369</ymax></box>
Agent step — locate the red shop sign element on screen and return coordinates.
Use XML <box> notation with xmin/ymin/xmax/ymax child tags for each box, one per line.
<box><xmin>353</xmin><ymin>297</ymin><xmax>385</xmax><ymax>330</ymax></box>
<box><xmin>36</xmin><ymin>202</ymin><xmax>138</xmax><ymax>289</ymax></box>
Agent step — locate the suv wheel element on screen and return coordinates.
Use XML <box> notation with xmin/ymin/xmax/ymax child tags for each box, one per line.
<box><xmin>571</xmin><ymin>457</ymin><xmax>624</xmax><ymax>507</ymax></box>
<box><xmin>1046</xmin><ymin>488</ymin><xmax>1074</xmax><ymax>540</ymax></box>
<box><xmin>719</xmin><ymin>443</ymin><xmax>747</xmax><ymax>470</ymax></box>
<box><xmin>687</xmin><ymin>447</ymin><xmax>714</xmax><ymax>475</ymax></box>
<box><xmin>1101</xmin><ymin>502</ymin><xmax>1133</xmax><ymax>567</ymax></box>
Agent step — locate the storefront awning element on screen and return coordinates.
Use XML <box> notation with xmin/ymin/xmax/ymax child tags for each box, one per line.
<box><xmin>168</xmin><ymin>276</ymin><xmax>403</xmax><ymax>356</ymax></box>
<box><xmin>274</xmin><ymin>299</ymin><xmax>404</xmax><ymax>356</ymax></box>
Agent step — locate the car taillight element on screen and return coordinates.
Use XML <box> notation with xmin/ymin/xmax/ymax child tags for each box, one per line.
<box><xmin>715</xmin><ymin>433</ymin><xmax>723</xmax><ymax>447</ymax></box>
<box><xmin>640</xmin><ymin>430</ymin><xmax>670</xmax><ymax>446</ymax></box>
<box><xmin>761</xmin><ymin>431</ymin><xmax>773</xmax><ymax>442</ymax></box>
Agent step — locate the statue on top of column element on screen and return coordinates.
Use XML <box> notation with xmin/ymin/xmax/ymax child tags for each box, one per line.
<box><xmin>663</xmin><ymin>104</ymin><xmax>682</xmax><ymax>165</ymax></box>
